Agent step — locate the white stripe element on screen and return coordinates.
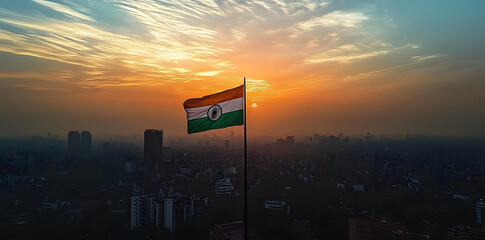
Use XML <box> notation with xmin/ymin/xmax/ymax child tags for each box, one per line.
<box><xmin>185</xmin><ymin>97</ymin><xmax>243</xmax><ymax>120</ymax></box>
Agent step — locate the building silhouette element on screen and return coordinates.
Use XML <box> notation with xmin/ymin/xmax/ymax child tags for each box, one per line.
<box><xmin>130</xmin><ymin>186</ymin><xmax>176</xmax><ymax>233</ymax></box>
<box><xmin>80</xmin><ymin>131</ymin><xmax>92</xmax><ymax>155</ymax></box>
<box><xmin>130</xmin><ymin>194</ymin><xmax>148</xmax><ymax>229</ymax></box>
<box><xmin>164</xmin><ymin>197</ymin><xmax>175</xmax><ymax>233</ymax></box>
<box><xmin>144</xmin><ymin>129</ymin><xmax>163</xmax><ymax>178</ymax></box>
<box><xmin>67</xmin><ymin>131</ymin><xmax>80</xmax><ymax>156</ymax></box>
<box><xmin>477</xmin><ymin>199</ymin><xmax>485</xmax><ymax>226</ymax></box>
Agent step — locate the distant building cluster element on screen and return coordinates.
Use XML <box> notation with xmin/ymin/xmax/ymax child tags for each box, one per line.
<box><xmin>130</xmin><ymin>184</ymin><xmax>208</xmax><ymax>234</ymax></box>
<box><xmin>4</xmin><ymin>130</ymin><xmax>485</xmax><ymax>239</ymax></box>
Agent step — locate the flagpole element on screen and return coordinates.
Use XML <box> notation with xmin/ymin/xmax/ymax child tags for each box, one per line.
<box><xmin>243</xmin><ymin>77</ymin><xmax>248</xmax><ymax>240</ymax></box>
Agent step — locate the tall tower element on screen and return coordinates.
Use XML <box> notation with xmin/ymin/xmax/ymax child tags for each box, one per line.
<box><xmin>477</xmin><ymin>199</ymin><xmax>485</xmax><ymax>225</ymax></box>
<box><xmin>144</xmin><ymin>129</ymin><xmax>163</xmax><ymax>178</ymax></box>
<box><xmin>67</xmin><ymin>131</ymin><xmax>80</xmax><ymax>156</ymax></box>
<box><xmin>80</xmin><ymin>131</ymin><xmax>92</xmax><ymax>155</ymax></box>
<box><xmin>164</xmin><ymin>197</ymin><xmax>175</xmax><ymax>233</ymax></box>
<box><xmin>130</xmin><ymin>194</ymin><xmax>148</xmax><ymax>229</ymax></box>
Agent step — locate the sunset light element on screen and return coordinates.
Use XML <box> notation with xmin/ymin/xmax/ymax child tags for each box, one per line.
<box><xmin>1</xmin><ymin>1</ymin><xmax>485</xmax><ymax>239</ymax></box>
<box><xmin>0</xmin><ymin>0</ymin><xmax>484</xmax><ymax>137</ymax></box>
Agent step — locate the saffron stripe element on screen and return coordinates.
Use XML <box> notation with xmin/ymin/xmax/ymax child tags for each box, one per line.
<box><xmin>183</xmin><ymin>85</ymin><xmax>243</xmax><ymax>108</ymax></box>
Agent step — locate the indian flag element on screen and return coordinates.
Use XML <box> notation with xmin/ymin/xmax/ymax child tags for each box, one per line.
<box><xmin>183</xmin><ymin>85</ymin><xmax>244</xmax><ymax>134</ymax></box>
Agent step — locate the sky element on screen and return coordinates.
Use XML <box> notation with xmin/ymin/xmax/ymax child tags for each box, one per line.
<box><xmin>0</xmin><ymin>0</ymin><xmax>484</xmax><ymax>138</ymax></box>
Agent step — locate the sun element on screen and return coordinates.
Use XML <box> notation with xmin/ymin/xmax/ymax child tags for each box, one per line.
<box><xmin>251</xmin><ymin>103</ymin><xmax>258</xmax><ymax>108</ymax></box>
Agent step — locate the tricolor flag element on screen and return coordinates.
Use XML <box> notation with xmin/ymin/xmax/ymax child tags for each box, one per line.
<box><xmin>183</xmin><ymin>85</ymin><xmax>244</xmax><ymax>134</ymax></box>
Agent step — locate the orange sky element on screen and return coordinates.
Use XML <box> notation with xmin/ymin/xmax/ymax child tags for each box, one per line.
<box><xmin>1</xmin><ymin>0</ymin><xmax>485</xmax><ymax>138</ymax></box>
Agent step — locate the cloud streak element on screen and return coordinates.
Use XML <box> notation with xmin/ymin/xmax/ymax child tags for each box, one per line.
<box><xmin>0</xmin><ymin>0</ymin><xmax>484</xmax><ymax>136</ymax></box>
<box><xmin>33</xmin><ymin>0</ymin><xmax>95</xmax><ymax>22</ymax></box>
<box><xmin>297</xmin><ymin>11</ymin><xmax>368</xmax><ymax>31</ymax></box>
<box><xmin>0</xmin><ymin>0</ymin><xmax>396</xmax><ymax>94</ymax></box>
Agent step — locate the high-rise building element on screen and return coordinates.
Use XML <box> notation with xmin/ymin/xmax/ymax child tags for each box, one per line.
<box><xmin>130</xmin><ymin>184</ymin><xmax>148</xmax><ymax>229</ymax></box>
<box><xmin>131</xmin><ymin>194</ymin><xmax>168</xmax><ymax>230</ymax></box>
<box><xmin>164</xmin><ymin>197</ymin><xmax>175</xmax><ymax>233</ymax></box>
<box><xmin>180</xmin><ymin>197</ymin><xmax>194</xmax><ymax>225</ymax></box>
<box><xmin>215</xmin><ymin>178</ymin><xmax>233</xmax><ymax>197</ymax></box>
<box><xmin>209</xmin><ymin>168</ymin><xmax>219</xmax><ymax>185</ymax></box>
<box><xmin>80</xmin><ymin>131</ymin><xmax>92</xmax><ymax>155</ymax></box>
<box><xmin>144</xmin><ymin>129</ymin><xmax>163</xmax><ymax>178</ymax></box>
<box><xmin>130</xmin><ymin>184</ymin><xmax>177</xmax><ymax>233</ymax></box>
<box><xmin>130</xmin><ymin>194</ymin><xmax>148</xmax><ymax>229</ymax></box>
<box><xmin>154</xmin><ymin>199</ymin><xmax>164</xmax><ymax>228</ymax></box>
<box><xmin>477</xmin><ymin>199</ymin><xmax>485</xmax><ymax>225</ymax></box>
<box><xmin>67</xmin><ymin>131</ymin><xmax>80</xmax><ymax>156</ymax></box>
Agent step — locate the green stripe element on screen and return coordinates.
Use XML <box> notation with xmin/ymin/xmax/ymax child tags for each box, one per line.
<box><xmin>187</xmin><ymin>110</ymin><xmax>243</xmax><ymax>134</ymax></box>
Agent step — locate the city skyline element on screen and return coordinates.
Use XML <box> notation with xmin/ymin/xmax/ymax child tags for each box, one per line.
<box><xmin>2</xmin><ymin>126</ymin><xmax>484</xmax><ymax>239</ymax></box>
<box><xmin>1</xmin><ymin>0</ymin><xmax>485</xmax><ymax>137</ymax></box>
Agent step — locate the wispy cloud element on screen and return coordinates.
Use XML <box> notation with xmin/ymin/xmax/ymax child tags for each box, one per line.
<box><xmin>32</xmin><ymin>0</ymin><xmax>94</xmax><ymax>22</ymax></box>
<box><xmin>305</xmin><ymin>43</ymin><xmax>391</xmax><ymax>64</ymax></box>
<box><xmin>412</xmin><ymin>54</ymin><xmax>445</xmax><ymax>62</ymax></box>
<box><xmin>196</xmin><ymin>71</ymin><xmax>223</xmax><ymax>77</ymax></box>
<box><xmin>0</xmin><ymin>0</ymin><xmax>399</xmax><ymax>96</ymax></box>
<box><xmin>246</xmin><ymin>79</ymin><xmax>270</xmax><ymax>92</ymax></box>
<box><xmin>297</xmin><ymin>11</ymin><xmax>368</xmax><ymax>31</ymax></box>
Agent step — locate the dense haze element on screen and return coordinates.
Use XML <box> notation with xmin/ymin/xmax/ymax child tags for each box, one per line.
<box><xmin>1</xmin><ymin>0</ymin><xmax>485</xmax><ymax>137</ymax></box>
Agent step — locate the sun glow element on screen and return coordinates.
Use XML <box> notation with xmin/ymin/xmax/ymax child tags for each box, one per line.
<box><xmin>1</xmin><ymin>0</ymin><xmax>482</xmax><ymax>136</ymax></box>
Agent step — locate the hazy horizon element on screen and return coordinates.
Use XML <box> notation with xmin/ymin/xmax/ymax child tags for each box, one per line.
<box><xmin>3</xmin><ymin>129</ymin><xmax>485</xmax><ymax>143</ymax></box>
